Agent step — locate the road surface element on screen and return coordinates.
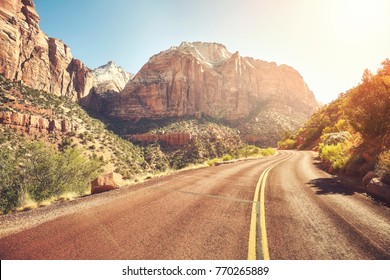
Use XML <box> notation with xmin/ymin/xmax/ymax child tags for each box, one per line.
<box><xmin>0</xmin><ymin>151</ymin><xmax>389</xmax><ymax>259</ymax></box>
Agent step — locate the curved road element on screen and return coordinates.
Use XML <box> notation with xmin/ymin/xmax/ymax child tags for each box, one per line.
<box><xmin>0</xmin><ymin>151</ymin><xmax>389</xmax><ymax>259</ymax></box>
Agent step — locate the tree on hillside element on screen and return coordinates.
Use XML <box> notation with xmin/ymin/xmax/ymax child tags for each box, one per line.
<box><xmin>346</xmin><ymin>60</ymin><xmax>390</xmax><ymax>138</ymax></box>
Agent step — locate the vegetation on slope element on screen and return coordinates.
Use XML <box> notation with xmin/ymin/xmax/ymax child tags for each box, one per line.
<box><xmin>278</xmin><ymin>59</ymin><xmax>390</xmax><ymax>183</ymax></box>
<box><xmin>124</xmin><ymin>118</ymin><xmax>273</xmax><ymax>170</ymax></box>
<box><xmin>0</xmin><ymin>75</ymin><xmax>150</xmax><ymax>213</ymax></box>
<box><xmin>0</xmin><ymin>141</ymin><xmax>102</xmax><ymax>213</ymax></box>
<box><xmin>0</xmin><ymin>75</ymin><xmax>274</xmax><ymax>213</ymax></box>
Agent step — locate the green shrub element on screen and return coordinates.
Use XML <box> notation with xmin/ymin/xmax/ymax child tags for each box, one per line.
<box><xmin>321</xmin><ymin>131</ymin><xmax>351</xmax><ymax>145</ymax></box>
<box><xmin>319</xmin><ymin>141</ymin><xmax>351</xmax><ymax>170</ymax></box>
<box><xmin>207</xmin><ymin>158</ymin><xmax>219</xmax><ymax>166</ymax></box>
<box><xmin>24</xmin><ymin>142</ymin><xmax>102</xmax><ymax>202</ymax></box>
<box><xmin>376</xmin><ymin>150</ymin><xmax>390</xmax><ymax>184</ymax></box>
<box><xmin>0</xmin><ymin>148</ymin><xmax>24</xmax><ymax>213</ymax></box>
<box><xmin>222</xmin><ymin>154</ymin><xmax>233</xmax><ymax>161</ymax></box>
<box><xmin>277</xmin><ymin>139</ymin><xmax>296</xmax><ymax>149</ymax></box>
<box><xmin>260</xmin><ymin>147</ymin><xmax>276</xmax><ymax>156</ymax></box>
<box><xmin>239</xmin><ymin>145</ymin><xmax>260</xmax><ymax>157</ymax></box>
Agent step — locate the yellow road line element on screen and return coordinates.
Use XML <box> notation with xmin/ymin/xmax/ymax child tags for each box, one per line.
<box><xmin>248</xmin><ymin>171</ymin><xmax>265</xmax><ymax>260</ymax></box>
<box><xmin>247</xmin><ymin>152</ymin><xmax>294</xmax><ymax>260</ymax></box>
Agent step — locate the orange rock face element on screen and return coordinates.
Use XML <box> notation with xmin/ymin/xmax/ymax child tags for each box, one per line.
<box><xmin>128</xmin><ymin>132</ymin><xmax>192</xmax><ymax>146</ymax></box>
<box><xmin>0</xmin><ymin>0</ymin><xmax>94</xmax><ymax>100</ymax></box>
<box><xmin>0</xmin><ymin>111</ymin><xmax>74</xmax><ymax>134</ymax></box>
<box><xmin>100</xmin><ymin>42</ymin><xmax>318</xmax><ymax>122</ymax></box>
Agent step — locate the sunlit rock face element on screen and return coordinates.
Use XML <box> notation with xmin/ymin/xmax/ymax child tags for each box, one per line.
<box><xmin>92</xmin><ymin>61</ymin><xmax>133</xmax><ymax>94</ymax></box>
<box><xmin>0</xmin><ymin>0</ymin><xmax>94</xmax><ymax>100</ymax></box>
<box><xmin>98</xmin><ymin>42</ymin><xmax>318</xmax><ymax>145</ymax></box>
<box><xmin>101</xmin><ymin>42</ymin><xmax>318</xmax><ymax>122</ymax></box>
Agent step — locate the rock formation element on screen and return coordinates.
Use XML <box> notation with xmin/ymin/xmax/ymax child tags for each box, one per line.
<box><xmin>0</xmin><ymin>111</ymin><xmax>74</xmax><ymax>134</ymax></box>
<box><xmin>0</xmin><ymin>0</ymin><xmax>94</xmax><ymax>100</ymax></box>
<box><xmin>93</xmin><ymin>42</ymin><xmax>318</xmax><ymax>145</ymax></box>
<box><xmin>127</xmin><ymin>132</ymin><xmax>192</xmax><ymax>146</ymax></box>
<box><xmin>99</xmin><ymin>42</ymin><xmax>318</xmax><ymax>122</ymax></box>
<box><xmin>366</xmin><ymin>178</ymin><xmax>390</xmax><ymax>204</ymax></box>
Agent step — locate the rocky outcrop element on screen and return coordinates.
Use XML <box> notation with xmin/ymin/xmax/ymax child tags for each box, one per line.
<box><xmin>362</xmin><ymin>171</ymin><xmax>377</xmax><ymax>186</ymax></box>
<box><xmin>366</xmin><ymin>178</ymin><xmax>390</xmax><ymax>204</ymax></box>
<box><xmin>0</xmin><ymin>111</ymin><xmax>74</xmax><ymax>134</ymax></box>
<box><xmin>91</xmin><ymin>172</ymin><xmax>123</xmax><ymax>194</ymax></box>
<box><xmin>99</xmin><ymin>42</ymin><xmax>318</xmax><ymax>123</ymax></box>
<box><xmin>0</xmin><ymin>0</ymin><xmax>94</xmax><ymax>100</ymax></box>
<box><xmin>127</xmin><ymin>132</ymin><xmax>192</xmax><ymax>146</ymax></box>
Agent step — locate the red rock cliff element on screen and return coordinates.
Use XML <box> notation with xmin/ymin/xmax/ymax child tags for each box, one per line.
<box><xmin>100</xmin><ymin>42</ymin><xmax>318</xmax><ymax>122</ymax></box>
<box><xmin>0</xmin><ymin>0</ymin><xmax>94</xmax><ymax>100</ymax></box>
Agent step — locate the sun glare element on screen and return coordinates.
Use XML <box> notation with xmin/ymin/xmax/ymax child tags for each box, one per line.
<box><xmin>332</xmin><ymin>0</ymin><xmax>388</xmax><ymax>31</ymax></box>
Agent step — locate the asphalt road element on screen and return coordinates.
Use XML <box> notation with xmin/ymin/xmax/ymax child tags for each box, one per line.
<box><xmin>0</xmin><ymin>151</ymin><xmax>389</xmax><ymax>259</ymax></box>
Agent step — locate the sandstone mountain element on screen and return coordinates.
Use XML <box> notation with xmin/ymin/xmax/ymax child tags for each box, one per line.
<box><xmin>0</xmin><ymin>0</ymin><xmax>94</xmax><ymax>100</ymax></box>
<box><xmin>96</xmin><ymin>42</ymin><xmax>319</xmax><ymax>145</ymax></box>
<box><xmin>0</xmin><ymin>0</ymin><xmax>133</xmax><ymax>101</ymax></box>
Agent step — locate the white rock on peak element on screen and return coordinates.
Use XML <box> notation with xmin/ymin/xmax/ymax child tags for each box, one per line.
<box><xmin>170</xmin><ymin>42</ymin><xmax>232</xmax><ymax>67</ymax></box>
<box><xmin>92</xmin><ymin>61</ymin><xmax>133</xmax><ymax>93</ymax></box>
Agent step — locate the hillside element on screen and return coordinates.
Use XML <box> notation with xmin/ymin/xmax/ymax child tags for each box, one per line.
<box><xmin>1</xmin><ymin>75</ymin><xmax>275</xmax><ymax>213</ymax></box>
<box><xmin>279</xmin><ymin>59</ymin><xmax>390</xmax><ymax>188</ymax></box>
<box><xmin>0</xmin><ymin>75</ymin><xmax>148</xmax><ymax>176</ymax></box>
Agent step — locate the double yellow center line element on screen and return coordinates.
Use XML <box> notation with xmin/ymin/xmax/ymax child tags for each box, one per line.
<box><xmin>247</xmin><ymin>152</ymin><xmax>294</xmax><ymax>260</ymax></box>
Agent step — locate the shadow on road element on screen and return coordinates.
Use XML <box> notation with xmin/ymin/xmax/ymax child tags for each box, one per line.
<box><xmin>308</xmin><ymin>178</ymin><xmax>357</xmax><ymax>196</ymax></box>
<box><xmin>308</xmin><ymin>155</ymin><xmax>366</xmax><ymax>196</ymax></box>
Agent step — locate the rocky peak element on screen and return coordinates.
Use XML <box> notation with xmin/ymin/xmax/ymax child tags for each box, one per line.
<box><xmin>92</xmin><ymin>61</ymin><xmax>133</xmax><ymax>94</ymax></box>
<box><xmin>174</xmin><ymin>41</ymin><xmax>232</xmax><ymax>67</ymax></box>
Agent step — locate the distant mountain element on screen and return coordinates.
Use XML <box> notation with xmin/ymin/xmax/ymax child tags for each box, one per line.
<box><xmin>92</xmin><ymin>61</ymin><xmax>133</xmax><ymax>94</ymax></box>
<box><xmin>94</xmin><ymin>42</ymin><xmax>319</xmax><ymax>145</ymax></box>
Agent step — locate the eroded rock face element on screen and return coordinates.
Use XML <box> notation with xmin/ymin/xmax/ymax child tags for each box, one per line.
<box><xmin>128</xmin><ymin>132</ymin><xmax>192</xmax><ymax>146</ymax></box>
<box><xmin>0</xmin><ymin>111</ymin><xmax>74</xmax><ymax>134</ymax></box>
<box><xmin>0</xmin><ymin>0</ymin><xmax>94</xmax><ymax>100</ymax></box>
<box><xmin>100</xmin><ymin>42</ymin><xmax>318</xmax><ymax>123</ymax></box>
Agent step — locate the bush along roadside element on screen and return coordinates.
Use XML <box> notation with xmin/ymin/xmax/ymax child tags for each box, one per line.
<box><xmin>0</xmin><ymin>141</ymin><xmax>103</xmax><ymax>214</ymax></box>
<box><xmin>206</xmin><ymin>146</ymin><xmax>276</xmax><ymax>166</ymax></box>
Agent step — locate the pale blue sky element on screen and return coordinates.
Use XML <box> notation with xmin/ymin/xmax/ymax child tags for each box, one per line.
<box><xmin>35</xmin><ymin>0</ymin><xmax>390</xmax><ymax>104</ymax></box>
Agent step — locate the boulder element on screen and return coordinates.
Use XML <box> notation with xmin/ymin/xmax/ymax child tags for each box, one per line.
<box><xmin>362</xmin><ymin>171</ymin><xmax>377</xmax><ymax>186</ymax></box>
<box><xmin>366</xmin><ymin>178</ymin><xmax>390</xmax><ymax>203</ymax></box>
<box><xmin>91</xmin><ymin>172</ymin><xmax>123</xmax><ymax>194</ymax></box>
